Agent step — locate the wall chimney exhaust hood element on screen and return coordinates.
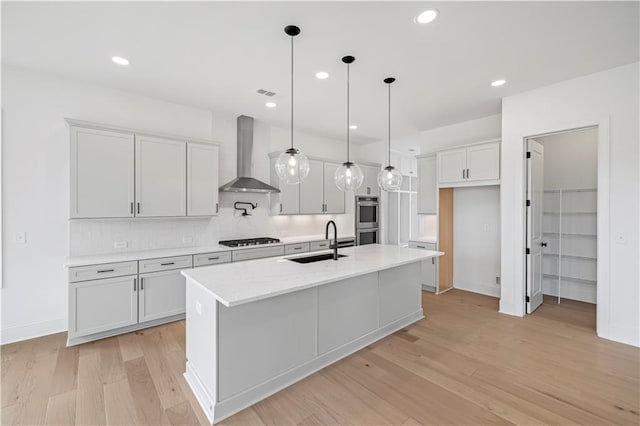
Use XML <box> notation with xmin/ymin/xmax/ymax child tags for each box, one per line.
<box><xmin>219</xmin><ymin>116</ymin><xmax>280</xmax><ymax>193</ymax></box>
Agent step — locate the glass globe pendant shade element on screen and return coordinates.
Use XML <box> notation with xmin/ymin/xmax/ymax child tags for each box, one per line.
<box><xmin>275</xmin><ymin>148</ymin><xmax>310</xmax><ymax>185</ymax></box>
<box><xmin>334</xmin><ymin>161</ymin><xmax>364</xmax><ymax>192</ymax></box>
<box><xmin>377</xmin><ymin>165</ymin><xmax>403</xmax><ymax>191</ymax></box>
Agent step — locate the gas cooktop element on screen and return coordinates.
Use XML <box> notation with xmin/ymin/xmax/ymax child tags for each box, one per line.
<box><xmin>218</xmin><ymin>237</ymin><xmax>281</xmax><ymax>248</ymax></box>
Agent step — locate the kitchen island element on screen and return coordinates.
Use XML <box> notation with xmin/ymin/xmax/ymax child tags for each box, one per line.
<box><xmin>182</xmin><ymin>244</ymin><xmax>442</xmax><ymax>424</ymax></box>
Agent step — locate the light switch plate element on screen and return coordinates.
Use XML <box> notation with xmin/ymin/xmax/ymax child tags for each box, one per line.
<box><xmin>183</xmin><ymin>235</ymin><xmax>194</xmax><ymax>244</ymax></box>
<box><xmin>615</xmin><ymin>233</ymin><xmax>627</xmax><ymax>244</ymax></box>
<box><xmin>195</xmin><ymin>301</ymin><xmax>202</xmax><ymax>315</ymax></box>
<box><xmin>15</xmin><ymin>232</ymin><xmax>26</xmax><ymax>244</ymax></box>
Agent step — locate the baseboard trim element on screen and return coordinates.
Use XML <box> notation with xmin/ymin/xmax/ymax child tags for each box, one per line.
<box><xmin>1</xmin><ymin>318</ymin><xmax>67</xmax><ymax>345</ymax></box>
<box><xmin>454</xmin><ymin>281</ymin><xmax>500</xmax><ymax>298</ymax></box>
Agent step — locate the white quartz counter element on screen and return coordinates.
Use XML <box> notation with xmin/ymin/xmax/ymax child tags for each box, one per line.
<box><xmin>183</xmin><ymin>244</ymin><xmax>442</xmax><ymax>307</ymax></box>
<box><xmin>65</xmin><ymin>235</ymin><xmax>356</xmax><ymax>267</ymax></box>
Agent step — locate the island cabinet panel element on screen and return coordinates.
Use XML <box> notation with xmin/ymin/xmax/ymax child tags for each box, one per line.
<box><xmin>378</xmin><ymin>263</ymin><xmax>422</xmax><ymax>327</ymax></box>
<box><xmin>217</xmin><ymin>288</ymin><xmax>317</xmax><ymax>401</ymax></box>
<box><xmin>318</xmin><ymin>273</ymin><xmax>379</xmax><ymax>354</ymax></box>
<box><xmin>69</xmin><ymin>275</ymin><xmax>138</xmax><ymax>338</ymax></box>
<box><xmin>138</xmin><ymin>269</ymin><xmax>186</xmax><ymax>322</ymax></box>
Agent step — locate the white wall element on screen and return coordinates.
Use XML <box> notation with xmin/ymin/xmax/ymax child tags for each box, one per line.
<box><xmin>419</xmin><ymin>114</ymin><xmax>501</xmax><ymax>155</ymax></box>
<box><xmin>500</xmin><ymin>62</ymin><xmax>639</xmax><ymax>347</ymax></box>
<box><xmin>0</xmin><ymin>66</ymin><xmax>365</xmax><ymax>343</ymax></box>
<box><xmin>453</xmin><ymin>186</ymin><xmax>501</xmax><ymax>297</ymax></box>
<box><xmin>538</xmin><ymin>127</ymin><xmax>598</xmax><ymax>190</ymax></box>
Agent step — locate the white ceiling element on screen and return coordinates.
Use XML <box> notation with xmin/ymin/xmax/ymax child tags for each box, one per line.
<box><xmin>2</xmin><ymin>1</ymin><xmax>638</xmax><ymax>152</ymax></box>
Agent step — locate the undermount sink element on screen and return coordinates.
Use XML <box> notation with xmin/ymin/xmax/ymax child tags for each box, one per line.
<box><xmin>287</xmin><ymin>253</ymin><xmax>348</xmax><ymax>264</ymax></box>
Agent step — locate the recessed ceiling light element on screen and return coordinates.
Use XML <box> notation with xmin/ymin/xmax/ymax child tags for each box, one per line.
<box><xmin>111</xmin><ymin>56</ymin><xmax>130</xmax><ymax>66</ymax></box>
<box><xmin>349</xmin><ymin>124</ymin><xmax>358</xmax><ymax>130</ymax></box>
<box><xmin>315</xmin><ymin>71</ymin><xmax>329</xmax><ymax>80</ymax></box>
<box><xmin>491</xmin><ymin>79</ymin><xmax>506</xmax><ymax>87</ymax></box>
<box><xmin>415</xmin><ymin>10</ymin><xmax>438</xmax><ymax>24</ymax></box>
<box><xmin>265</xmin><ymin>102</ymin><xmax>277</xmax><ymax>108</ymax></box>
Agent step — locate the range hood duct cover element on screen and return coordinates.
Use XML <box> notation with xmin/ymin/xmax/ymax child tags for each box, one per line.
<box><xmin>219</xmin><ymin>115</ymin><xmax>280</xmax><ymax>193</ymax></box>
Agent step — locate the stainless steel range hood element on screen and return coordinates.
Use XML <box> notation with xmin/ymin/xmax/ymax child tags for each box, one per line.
<box><xmin>219</xmin><ymin>115</ymin><xmax>280</xmax><ymax>193</ymax></box>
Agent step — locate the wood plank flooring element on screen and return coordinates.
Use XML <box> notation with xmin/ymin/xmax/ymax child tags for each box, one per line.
<box><xmin>2</xmin><ymin>290</ymin><xmax>638</xmax><ymax>425</ymax></box>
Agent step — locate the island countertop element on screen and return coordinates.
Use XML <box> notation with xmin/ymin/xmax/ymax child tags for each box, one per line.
<box><xmin>182</xmin><ymin>244</ymin><xmax>442</xmax><ymax>307</ymax></box>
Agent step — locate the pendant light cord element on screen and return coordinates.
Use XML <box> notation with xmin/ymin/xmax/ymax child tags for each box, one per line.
<box><xmin>388</xmin><ymin>82</ymin><xmax>391</xmax><ymax>166</ymax></box>
<box><xmin>346</xmin><ymin>62</ymin><xmax>350</xmax><ymax>162</ymax></box>
<box><xmin>290</xmin><ymin>35</ymin><xmax>294</xmax><ymax>151</ymax></box>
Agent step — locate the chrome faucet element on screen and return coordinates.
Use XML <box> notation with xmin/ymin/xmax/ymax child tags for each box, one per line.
<box><xmin>325</xmin><ymin>220</ymin><xmax>339</xmax><ymax>260</ymax></box>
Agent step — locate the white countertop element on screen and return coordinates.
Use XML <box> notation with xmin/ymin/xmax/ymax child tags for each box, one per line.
<box><xmin>65</xmin><ymin>235</ymin><xmax>356</xmax><ymax>267</ymax></box>
<box><xmin>182</xmin><ymin>244</ymin><xmax>442</xmax><ymax>308</ymax></box>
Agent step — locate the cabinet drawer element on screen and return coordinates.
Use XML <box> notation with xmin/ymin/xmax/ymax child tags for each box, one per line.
<box><xmin>232</xmin><ymin>246</ymin><xmax>285</xmax><ymax>263</ymax></box>
<box><xmin>69</xmin><ymin>261</ymin><xmax>138</xmax><ymax>283</ymax></box>
<box><xmin>408</xmin><ymin>242</ymin><xmax>436</xmax><ymax>250</ymax></box>
<box><xmin>139</xmin><ymin>255</ymin><xmax>193</xmax><ymax>273</ymax></box>
<box><xmin>193</xmin><ymin>251</ymin><xmax>232</xmax><ymax>267</ymax></box>
<box><xmin>285</xmin><ymin>243</ymin><xmax>310</xmax><ymax>255</ymax></box>
<box><xmin>310</xmin><ymin>240</ymin><xmax>331</xmax><ymax>252</ymax></box>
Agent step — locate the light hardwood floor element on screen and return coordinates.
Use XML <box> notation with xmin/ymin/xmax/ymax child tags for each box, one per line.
<box><xmin>2</xmin><ymin>290</ymin><xmax>638</xmax><ymax>425</ymax></box>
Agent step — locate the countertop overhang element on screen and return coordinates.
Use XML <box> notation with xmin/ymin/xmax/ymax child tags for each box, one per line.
<box><xmin>183</xmin><ymin>244</ymin><xmax>442</xmax><ymax>308</ymax></box>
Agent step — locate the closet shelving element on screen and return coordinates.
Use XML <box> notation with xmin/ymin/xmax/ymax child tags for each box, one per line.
<box><xmin>542</xmin><ymin>188</ymin><xmax>597</xmax><ymax>303</ymax></box>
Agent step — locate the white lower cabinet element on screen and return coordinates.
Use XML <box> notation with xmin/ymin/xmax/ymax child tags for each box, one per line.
<box><xmin>408</xmin><ymin>241</ymin><xmax>438</xmax><ymax>293</ymax></box>
<box><xmin>139</xmin><ymin>270</ymin><xmax>186</xmax><ymax>322</ymax></box>
<box><xmin>69</xmin><ymin>275</ymin><xmax>138</xmax><ymax>339</ymax></box>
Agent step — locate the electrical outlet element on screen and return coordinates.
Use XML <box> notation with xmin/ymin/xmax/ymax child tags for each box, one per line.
<box><xmin>182</xmin><ymin>235</ymin><xmax>194</xmax><ymax>244</ymax></box>
<box><xmin>15</xmin><ymin>232</ymin><xmax>26</xmax><ymax>244</ymax></box>
<box><xmin>114</xmin><ymin>241</ymin><xmax>128</xmax><ymax>249</ymax></box>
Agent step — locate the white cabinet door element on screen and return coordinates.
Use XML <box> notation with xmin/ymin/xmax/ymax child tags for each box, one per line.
<box><xmin>69</xmin><ymin>275</ymin><xmax>138</xmax><ymax>338</ymax></box>
<box><xmin>357</xmin><ymin>165</ymin><xmax>380</xmax><ymax>197</ymax></box>
<box><xmin>417</xmin><ymin>156</ymin><xmax>437</xmax><ymax>214</ymax></box>
<box><xmin>300</xmin><ymin>160</ymin><xmax>324</xmax><ymax>214</ymax></box>
<box><xmin>422</xmin><ymin>257</ymin><xmax>437</xmax><ymax>289</ymax></box>
<box><xmin>323</xmin><ymin>162</ymin><xmax>345</xmax><ymax>214</ymax></box>
<box><xmin>135</xmin><ymin>135</ymin><xmax>187</xmax><ymax>217</ymax></box>
<box><xmin>278</xmin><ymin>181</ymin><xmax>300</xmax><ymax>215</ymax></box>
<box><xmin>466</xmin><ymin>142</ymin><xmax>500</xmax><ymax>182</ymax></box>
<box><xmin>187</xmin><ymin>143</ymin><xmax>219</xmax><ymax>216</ymax></box>
<box><xmin>138</xmin><ymin>270</ymin><xmax>186</xmax><ymax>322</ymax></box>
<box><xmin>437</xmin><ymin>148</ymin><xmax>467</xmax><ymax>185</ymax></box>
<box><xmin>70</xmin><ymin>127</ymin><xmax>134</xmax><ymax>218</ymax></box>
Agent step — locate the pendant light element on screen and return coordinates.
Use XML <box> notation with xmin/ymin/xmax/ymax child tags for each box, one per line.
<box><xmin>377</xmin><ymin>77</ymin><xmax>403</xmax><ymax>191</ymax></box>
<box><xmin>274</xmin><ymin>25</ymin><xmax>310</xmax><ymax>185</ymax></box>
<box><xmin>334</xmin><ymin>56</ymin><xmax>364</xmax><ymax>192</ymax></box>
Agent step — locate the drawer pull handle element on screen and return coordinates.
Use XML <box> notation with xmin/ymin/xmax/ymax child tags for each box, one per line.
<box><xmin>207</xmin><ymin>257</ymin><xmax>219</xmax><ymax>260</ymax></box>
<box><xmin>293</xmin><ymin>247</ymin><xmax>302</xmax><ymax>250</ymax></box>
<box><xmin>97</xmin><ymin>269</ymin><xmax>114</xmax><ymax>273</ymax></box>
<box><xmin>417</xmin><ymin>245</ymin><xmax>426</xmax><ymax>249</ymax></box>
<box><xmin>160</xmin><ymin>262</ymin><xmax>175</xmax><ymax>266</ymax></box>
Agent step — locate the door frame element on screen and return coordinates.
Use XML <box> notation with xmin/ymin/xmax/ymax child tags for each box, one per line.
<box><xmin>521</xmin><ymin>121</ymin><xmax>609</xmax><ymax>337</ymax></box>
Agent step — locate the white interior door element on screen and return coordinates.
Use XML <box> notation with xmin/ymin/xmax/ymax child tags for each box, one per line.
<box><xmin>526</xmin><ymin>140</ymin><xmax>545</xmax><ymax>313</ymax></box>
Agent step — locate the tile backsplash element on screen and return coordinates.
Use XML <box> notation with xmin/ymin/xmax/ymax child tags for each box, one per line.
<box><xmin>69</xmin><ymin>193</ymin><xmax>355</xmax><ymax>256</ymax></box>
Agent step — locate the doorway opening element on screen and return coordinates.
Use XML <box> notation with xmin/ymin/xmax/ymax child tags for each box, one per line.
<box><xmin>525</xmin><ymin>127</ymin><xmax>598</xmax><ymax>330</ymax></box>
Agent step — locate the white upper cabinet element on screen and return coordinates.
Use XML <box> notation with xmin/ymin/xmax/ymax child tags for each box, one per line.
<box><xmin>437</xmin><ymin>141</ymin><xmax>500</xmax><ymax>187</ymax></box>
<box><xmin>300</xmin><ymin>160</ymin><xmax>324</xmax><ymax>214</ymax></box>
<box><xmin>437</xmin><ymin>148</ymin><xmax>467</xmax><ymax>184</ymax></box>
<box><xmin>187</xmin><ymin>142</ymin><xmax>219</xmax><ymax>216</ymax></box>
<box><xmin>135</xmin><ymin>135</ymin><xmax>187</xmax><ymax>217</ymax></box>
<box><xmin>323</xmin><ymin>162</ymin><xmax>345</xmax><ymax>214</ymax></box>
<box><xmin>357</xmin><ymin>165</ymin><xmax>381</xmax><ymax>197</ymax></box>
<box><xmin>270</xmin><ymin>157</ymin><xmax>300</xmax><ymax>215</ymax></box>
<box><xmin>70</xmin><ymin>127</ymin><xmax>134</xmax><ymax>218</ymax></box>
<box><xmin>466</xmin><ymin>142</ymin><xmax>500</xmax><ymax>182</ymax></box>
<box><xmin>417</xmin><ymin>156</ymin><xmax>437</xmax><ymax>214</ymax></box>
